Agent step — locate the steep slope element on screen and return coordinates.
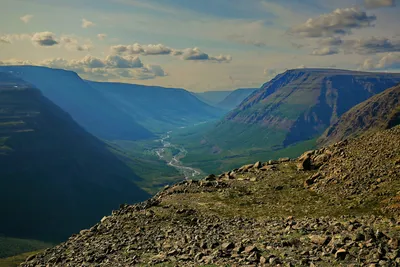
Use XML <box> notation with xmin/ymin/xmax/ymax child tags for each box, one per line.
<box><xmin>194</xmin><ymin>90</ymin><xmax>233</xmax><ymax>106</ymax></box>
<box><xmin>89</xmin><ymin>81</ymin><xmax>224</xmax><ymax>132</ymax></box>
<box><xmin>0</xmin><ymin>72</ymin><xmax>150</xmax><ymax>243</ymax></box>
<box><xmin>319</xmin><ymin>83</ymin><xmax>400</xmax><ymax>145</ymax></box>
<box><xmin>0</xmin><ymin>66</ymin><xmax>153</xmax><ymax>140</ymax></box>
<box><xmin>21</xmin><ymin>126</ymin><xmax>400</xmax><ymax>266</ymax></box>
<box><xmin>224</xmin><ymin>69</ymin><xmax>400</xmax><ymax>146</ymax></box>
<box><xmin>169</xmin><ymin>69</ymin><xmax>400</xmax><ymax>174</ymax></box>
<box><xmin>217</xmin><ymin>88</ymin><xmax>257</xmax><ymax>110</ymax></box>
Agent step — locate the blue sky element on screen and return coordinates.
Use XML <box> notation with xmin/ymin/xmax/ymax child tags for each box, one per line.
<box><xmin>0</xmin><ymin>0</ymin><xmax>399</xmax><ymax>91</ymax></box>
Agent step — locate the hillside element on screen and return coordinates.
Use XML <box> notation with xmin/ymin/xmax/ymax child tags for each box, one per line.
<box><xmin>169</xmin><ymin>69</ymin><xmax>400</xmax><ymax>173</ymax></box>
<box><xmin>0</xmin><ymin>66</ymin><xmax>153</xmax><ymax>140</ymax></box>
<box><xmin>88</xmin><ymin>81</ymin><xmax>224</xmax><ymax>132</ymax></box>
<box><xmin>0</xmin><ymin>72</ymin><xmax>150</xmax><ymax>243</ymax></box>
<box><xmin>20</xmin><ymin>125</ymin><xmax>400</xmax><ymax>266</ymax></box>
<box><xmin>193</xmin><ymin>91</ymin><xmax>233</xmax><ymax>106</ymax></box>
<box><xmin>217</xmin><ymin>88</ymin><xmax>257</xmax><ymax>110</ymax></box>
<box><xmin>319</xmin><ymin>83</ymin><xmax>400</xmax><ymax>145</ymax></box>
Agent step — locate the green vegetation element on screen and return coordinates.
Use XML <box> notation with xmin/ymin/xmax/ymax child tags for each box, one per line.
<box><xmin>0</xmin><ymin>236</ymin><xmax>50</xmax><ymax>259</ymax></box>
<box><xmin>109</xmin><ymin>140</ymin><xmax>183</xmax><ymax>195</ymax></box>
<box><xmin>169</xmin><ymin>121</ymin><xmax>317</xmax><ymax>174</ymax></box>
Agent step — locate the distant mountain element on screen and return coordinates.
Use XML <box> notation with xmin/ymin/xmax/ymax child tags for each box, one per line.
<box><xmin>222</xmin><ymin>69</ymin><xmax>400</xmax><ymax>147</ymax></box>
<box><xmin>217</xmin><ymin>88</ymin><xmax>257</xmax><ymax>110</ymax></box>
<box><xmin>89</xmin><ymin>81</ymin><xmax>224</xmax><ymax>133</ymax></box>
<box><xmin>171</xmin><ymin>69</ymin><xmax>400</xmax><ymax>174</ymax></box>
<box><xmin>194</xmin><ymin>91</ymin><xmax>233</xmax><ymax>106</ymax></box>
<box><xmin>0</xmin><ymin>66</ymin><xmax>153</xmax><ymax>141</ymax></box>
<box><xmin>0</xmin><ymin>72</ymin><xmax>150</xmax><ymax>243</ymax></box>
<box><xmin>319</xmin><ymin>83</ymin><xmax>400</xmax><ymax>146</ymax></box>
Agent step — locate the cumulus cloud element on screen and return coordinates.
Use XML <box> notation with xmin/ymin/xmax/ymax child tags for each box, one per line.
<box><xmin>38</xmin><ymin>55</ymin><xmax>166</xmax><ymax>80</ymax></box>
<box><xmin>360</xmin><ymin>53</ymin><xmax>400</xmax><ymax>70</ymax></box>
<box><xmin>97</xmin><ymin>34</ymin><xmax>107</xmax><ymax>40</ymax></box>
<box><xmin>20</xmin><ymin>14</ymin><xmax>33</xmax><ymax>23</ymax></box>
<box><xmin>82</xmin><ymin>18</ymin><xmax>95</xmax><ymax>28</ymax></box>
<box><xmin>0</xmin><ymin>59</ymin><xmax>33</xmax><ymax>66</ymax></box>
<box><xmin>182</xmin><ymin>48</ymin><xmax>232</xmax><ymax>63</ymax></box>
<box><xmin>319</xmin><ymin>37</ymin><xmax>343</xmax><ymax>46</ymax></box>
<box><xmin>364</xmin><ymin>0</ymin><xmax>396</xmax><ymax>9</ymax></box>
<box><xmin>344</xmin><ymin>37</ymin><xmax>400</xmax><ymax>54</ymax></box>
<box><xmin>31</xmin><ymin>32</ymin><xmax>58</xmax><ymax>46</ymax></box>
<box><xmin>0</xmin><ymin>37</ymin><xmax>11</xmax><ymax>44</ymax></box>
<box><xmin>61</xmin><ymin>37</ymin><xmax>92</xmax><ymax>51</ymax></box>
<box><xmin>289</xmin><ymin>8</ymin><xmax>376</xmax><ymax>37</ymax></box>
<box><xmin>311</xmin><ymin>47</ymin><xmax>339</xmax><ymax>56</ymax></box>
<box><xmin>105</xmin><ymin>55</ymin><xmax>143</xmax><ymax>68</ymax></box>
<box><xmin>111</xmin><ymin>43</ymin><xmax>232</xmax><ymax>63</ymax></box>
<box><xmin>111</xmin><ymin>43</ymin><xmax>176</xmax><ymax>56</ymax></box>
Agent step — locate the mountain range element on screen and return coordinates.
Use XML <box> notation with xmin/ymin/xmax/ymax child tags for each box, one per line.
<box><xmin>0</xmin><ymin>66</ymin><xmax>153</xmax><ymax>141</ymax></box>
<box><xmin>88</xmin><ymin>81</ymin><xmax>223</xmax><ymax>133</ymax></box>
<box><xmin>170</xmin><ymin>68</ymin><xmax>400</xmax><ymax>173</ymax></box>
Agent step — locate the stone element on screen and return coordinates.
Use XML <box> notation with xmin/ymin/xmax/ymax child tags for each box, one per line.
<box><xmin>335</xmin><ymin>249</ymin><xmax>347</xmax><ymax>260</ymax></box>
<box><xmin>221</xmin><ymin>242</ymin><xmax>235</xmax><ymax>251</ymax></box>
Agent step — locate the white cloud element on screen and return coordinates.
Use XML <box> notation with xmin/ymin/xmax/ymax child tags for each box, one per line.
<box><xmin>319</xmin><ymin>37</ymin><xmax>343</xmax><ymax>46</ymax></box>
<box><xmin>82</xmin><ymin>18</ymin><xmax>95</xmax><ymax>28</ymax></box>
<box><xmin>36</xmin><ymin>55</ymin><xmax>166</xmax><ymax>80</ymax></box>
<box><xmin>61</xmin><ymin>36</ymin><xmax>92</xmax><ymax>51</ymax></box>
<box><xmin>311</xmin><ymin>47</ymin><xmax>339</xmax><ymax>56</ymax></box>
<box><xmin>20</xmin><ymin>14</ymin><xmax>33</xmax><ymax>23</ymax></box>
<box><xmin>97</xmin><ymin>34</ymin><xmax>107</xmax><ymax>40</ymax></box>
<box><xmin>31</xmin><ymin>32</ymin><xmax>59</xmax><ymax>46</ymax></box>
<box><xmin>360</xmin><ymin>52</ymin><xmax>400</xmax><ymax>70</ymax></box>
<box><xmin>289</xmin><ymin>8</ymin><xmax>376</xmax><ymax>37</ymax></box>
<box><xmin>111</xmin><ymin>43</ymin><xmax>176</xmax><ymax>56</ymax></box>
<box><xmin>105</xmin><ymin>55</ymin><xmax>143</xmax><ymax>68</ymax></box>
<box><xmin>181</xmin><ymin>48</ymin><xmax>232</xmax><ymax>63</ymax></box>
<box><xmin>344</xmin><ymin>37</ymin><xmax>400</xmax><ymax>54</ymax></box>
<box><xmin>111</xmin><ymin>43</ymin><xmax>232</xmax><ymax>63</ymax></box>
<box><xmin>364</xmin><ymin>0</ymin><xmax>396</xmax><ymax>9</ymax></box>
<box><xmin>0</xmin><ymin>59</ymin><xmax>33</xmax><ymax>65</ymax></box>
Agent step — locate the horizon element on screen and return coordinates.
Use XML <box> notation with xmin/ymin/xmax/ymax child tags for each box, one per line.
<box><xmin>1</xmin><ymin>0</ymin><xmax>400</xmax><ymax>91</ymax></box>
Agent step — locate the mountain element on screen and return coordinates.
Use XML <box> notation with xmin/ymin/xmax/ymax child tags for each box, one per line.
<box><xmin>223</xmin><ymin>68</ymin><xmax>400</xmax><ymax>147</ymax></box>
<box><xmin>319</xmin><ymin>83</ymin><xmax>400</xmax><ymax>145</ymax></box>
<box><xmin>194</xmin><ymin>90</ymin><xmax>233</xmax><ymax>106</ymax></box>
<box><xmin>217</xmin><ymin>88</ymin><xmax>257</xmax><ymax>110</ymax></box>
<box><xmin>88</xmin><ymin>81</ymin><xmax>224</xmax><ymax>132</ymax></box>
<box><xmin>0</xmin><ymin>66</ymin><xmax>153</xmax><ymax>141</ymax></box>
<box><xmin>167</xmin><ymin>69</ymin><xmax>400</xmax><ymax>174</ymax></box>
<box><xmin>0</xmin><ymin>72</ymin><xmax>150</xmax><ymax>243</ymax></box>
<box><xmin>21</xmin><ymin>125</ymin><xmax>400</xmax><ymax>266</ymax></box>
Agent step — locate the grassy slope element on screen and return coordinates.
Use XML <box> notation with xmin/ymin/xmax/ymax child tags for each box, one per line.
<box><xmin>169</xmin><ymin>122</ymin><xmax>317</xmax><ymax>174</ymax></box>
<box><xmin>0</xmin><ymin>237</ymin><xmax>50</xmax><ymax>259</ymax></box>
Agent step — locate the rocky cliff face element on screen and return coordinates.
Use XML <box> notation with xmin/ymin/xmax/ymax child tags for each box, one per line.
<box><xmin>21</xmin><ymin>125</ymin><xmax>400</xmax><ymax>266</ymax></box>
<box><xmin>223</xmin><ymin>69</ymin><xmax>400</xmax><ymax>146</ymax></box>
<box><xmin>319</xmin><ymin>83</ymin><xmax>400</xmax><ymax>146</ymax></box>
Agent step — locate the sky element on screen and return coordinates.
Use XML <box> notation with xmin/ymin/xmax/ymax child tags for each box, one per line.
<box><xmin>0</xmin><ymin>0</ymin><xmax>399</xmax><ymax>91</ymax></box>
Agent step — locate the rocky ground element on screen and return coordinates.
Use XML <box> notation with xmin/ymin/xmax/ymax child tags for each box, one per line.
<box><xmin>21</xmin><ymin>126</ymin><xmax>400</xmax><ymax>266</ymax></box>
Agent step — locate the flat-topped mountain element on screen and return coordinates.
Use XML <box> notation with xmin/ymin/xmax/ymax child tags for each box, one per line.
<box><xmin>223</xmin><ymin>68</ymin><xmax>400</xmax><ymax>146</ymax></box>
<box><xmin>89</xmin><ymin>81</ymin><xmax>224</xmax><ymax>132</ymax></box>
<box><xmin>0</xmin><ymin>72</ymin><xmax>150</xmax><ymax>242</ymax></box>
<box><xmin>319</xmin><ymin>83</ymin><xmax>400</xmax><ymax>146</ymax></box>
<box><xmin>0</xmin><ymin>66</ymin><xmax>153</xmax><ymax>140</ymax></box>
<box><xmin>20</xmin><ymin>124</ymin><xmax>400</xmax><ymax>266</ymax></box>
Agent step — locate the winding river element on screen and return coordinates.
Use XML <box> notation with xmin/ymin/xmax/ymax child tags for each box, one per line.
<box><xmin>154</xmin><ymin>131</ymin><xmax>202</xmax><ymax>179</ymax></box>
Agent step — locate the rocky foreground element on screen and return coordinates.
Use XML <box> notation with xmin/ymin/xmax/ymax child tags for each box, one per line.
<box><xmin>22</xmin><ymin>127</ymin><xmax>400</xmax><ymax>266</ymax></box>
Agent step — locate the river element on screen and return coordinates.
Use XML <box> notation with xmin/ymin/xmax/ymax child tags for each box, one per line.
<box><xmin>154</xmin><ymin>131</ymin><xmax>202</xmax><ymax>179</ymax></box>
